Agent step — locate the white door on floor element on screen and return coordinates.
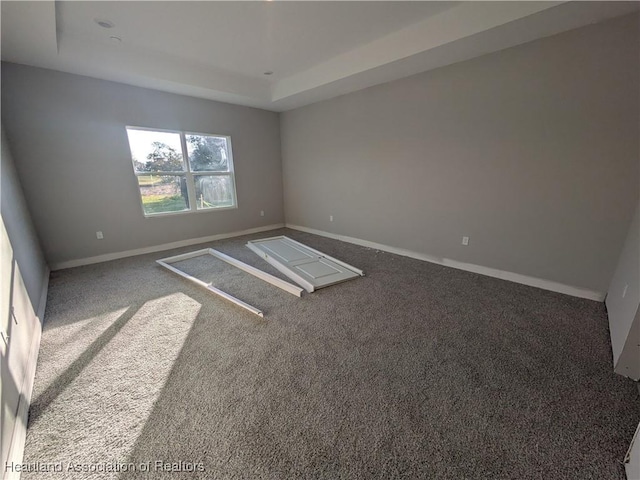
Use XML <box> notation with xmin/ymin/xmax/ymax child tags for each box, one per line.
<box><xmin>247</xmin><ymin>236</ymin><xmax>363</xmax><ymax>293</ymax></box>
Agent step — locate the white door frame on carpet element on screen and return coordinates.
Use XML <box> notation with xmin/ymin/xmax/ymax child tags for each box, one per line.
<box><xmin>157</xmin><ymin>248</ymin><xmax>303</xmax><ymax>317</ymax></box>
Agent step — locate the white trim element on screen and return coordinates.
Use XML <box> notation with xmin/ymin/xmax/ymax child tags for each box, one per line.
<box><xmin>4</xmin><ymin>267</ymin><xmax>49</xmax><ymax>480</ymax></box>
<box><xmin>285</xmin><ymin>224</ymin><xmax>606</xmax><ymax>302</ymax></box>
<box><xmin>142</xmin><ymin>203</ymin><xmax>238</xmax><ymax>218</ymax></box>
<box><xmin>126</xmin><ymin>127</ymin><xmax>238</xmax><ymax>218</ymax></box>
<box><xmin>246</xmin><ymin>236</ymin><xmax>364</xmax><ymax>293</ymax></box>
<box><xmin>51</xmin><ymin>223</ymin><xmax>285</xmax><ymax>270</ymax></box>
<box><xmin>181</xmin><ymin>133</ymin><xmax>197</xmax><ymax>212</ymax></box>
<box><xmin>4</xmin><ymin>327</ymin><xmax>41</xmax><ymax>480</ymax></box>
<box><xmin>157</xmin><ymin>258</ymin><xmax>264</xmax><ymax>317</ymax></box>
<box><xmin>156</xmin><ymin>246</ymin><xmax>303</xmax><ymax>317</ymax></box>
<box><xmin>247</xmin><ymin>240</ymin><xmax>316</xmax><ymax>293</ymax></box>
<box><xmin>249</xmin><ymin>235</ymin><xmax>365</xmax><ymax>277</ymax></box>
<box><xmin>285</xmin><ymin>236</ymin><xmax>365</xmax><ymax>277</ymax></box>
<box><xmin>159</xmin><ymin>248</ymin><xmax>212</xmax><ymax>263</ymax></box>
<box><xmin>207</xmin><ymin>248</ymin><xmax>303</xmax><ymax>297</ymax></box>
<box><xmin>158</xmin><ymin>247</ymin><xmax>303</xmax><ymax>297</ymax></box>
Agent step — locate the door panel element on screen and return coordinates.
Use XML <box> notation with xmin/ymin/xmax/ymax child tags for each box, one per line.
<box><xmin>257</xmin><ymin>239</ymin><xmax>315</xmax><ymax>263</ymax></box>
<box><xmin>247</xmin><ymin>236</ymin><xmax>363</xmax><ymax>292</ymax></box>
<box><xmin>295</xmin><ymin>259</ymin><xmax>343</xmax><ymax>279</ymax></box>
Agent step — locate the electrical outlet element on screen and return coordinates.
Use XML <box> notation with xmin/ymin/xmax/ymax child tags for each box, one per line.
<box><xmin>96</xmin><ymin>231</ymin><xmax>104</xmax><ymax>240</ymax></box>
<box><xmin>462</xmin><ymin>236</ymin><xmax>469</xmax><ymax>246</ymax></box>
<box><xmin>260</xmin><ymin>210</ymin><xmax>265</xmax><ymax>217</ymax></box>
<box><xmin>329</xmin><ymin>215</ymin><xmax>334</xmax><ymax>222</ymax></box>
<box><xmin>622</xmin><ymin>284</ymin><xmax>628</xmax><ymax>298</ymax></box>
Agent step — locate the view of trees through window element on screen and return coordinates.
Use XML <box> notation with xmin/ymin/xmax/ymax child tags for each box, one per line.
<box><xmin>126</xmin><ymin>128</ymin><xmax>236</xmax><ymax>216</ymax></box>
<box><xmin>186</xmin><ymin>134</ymin><xmax>229</xmax><ymax>171</ymax></box>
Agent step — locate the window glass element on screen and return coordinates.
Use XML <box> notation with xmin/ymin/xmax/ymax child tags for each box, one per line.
<box><xmin>137</xmin><ymin>175</ymin><xmax>189</xmax><ymax>215</ymax></box>
<box><xmin>186</xmin><ymin>134</ymin><xmax>229</xmax><ymax>172</ymax></box>
<box><xmin>126</xmin><ymin>127</ymin><xmax>236</xmax><ymax>217</ymax></box>
<box><xmin>127</xmin><ymin>129</ymin><xmax>184</xmax><ymax>173</ymax></box>
<box><xmin>194</xmin><ymin>175</ymin><xmax>234</xmax><ymax>210</ymax></box>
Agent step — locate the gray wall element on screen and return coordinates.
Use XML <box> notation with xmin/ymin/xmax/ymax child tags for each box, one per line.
<box><xmin>281</xmin><ymin>13</ymin><xmax>639</xmax><ymax>293</ymax></box>
<box><xmin>1</xmin><ymin>127</ymin><xmax>48</xmax><ymax>309</ymax></box>
<box><xmin>1</xmin><ymin>126</ymin><xmax>48</xmax><ymax>470</ymax></box>
<box><xmin>1</xmin><ymin>63</ymin><xmax>284</xmax><ymax>266</ymax></box>
<box><xmin>606</xmin><ymin>201</ymin><xmax>639</xmax><ymax>378</ymax></box>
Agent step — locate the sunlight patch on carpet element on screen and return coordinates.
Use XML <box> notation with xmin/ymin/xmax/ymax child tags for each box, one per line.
<box><xmin>23</xmin><ymin>293</ymin><xmax>201</xmax><ymax>476</ymax></box>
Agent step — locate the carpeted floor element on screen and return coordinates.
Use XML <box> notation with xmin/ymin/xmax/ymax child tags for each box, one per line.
<box><xmin>21</xmin><ymin>228</ymin><xmax>640</xmax><ymax>479</ymax></box>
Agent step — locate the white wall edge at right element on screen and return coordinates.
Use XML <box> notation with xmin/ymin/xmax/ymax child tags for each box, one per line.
<box><xmin>286</xmin><ymin>224</ymin><xmax>605</xmax><ymax>302</ymax></box>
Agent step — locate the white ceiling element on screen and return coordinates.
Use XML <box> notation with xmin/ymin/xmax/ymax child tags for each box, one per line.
<box><xmin>2</xmin><ymin>1</ymin><xmax>638</xmax><ymax>112</ymax></box>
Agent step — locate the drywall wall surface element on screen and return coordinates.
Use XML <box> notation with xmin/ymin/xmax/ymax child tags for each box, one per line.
<box><xmin>1</xmin><ymin>125</ymin><xmax>48</xmax><ymax>472</ymax></box>
<box><xmin>607</xmin><ymin>201</ymin><xmax>640</xmax><ymax>366</ymax></box>
<box><xmin>1</xmin><ymin>127</ymin><xmax>48</xmax><ymax>315</ymax></box>
<box><xmin>281</xmin><ymin>13</ymin><xmax>639</xmax><ymax>293</ymax></box>
<box><xmin>1</xmin><ymin>63</ymin><xmax>284</xmax><ymax>266</ymax></box>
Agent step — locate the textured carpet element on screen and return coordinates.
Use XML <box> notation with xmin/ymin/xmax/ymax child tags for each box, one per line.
<box><xmin>21</xmin><ymin>228</ymin><xmax>640</xmax><ymax>479</ymax></box>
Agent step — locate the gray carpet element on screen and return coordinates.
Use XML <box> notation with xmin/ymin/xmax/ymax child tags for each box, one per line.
<box><xmin>22</xmin><ymin>228</ymin><xmax>640</xmax><ymax>479</ymax></box>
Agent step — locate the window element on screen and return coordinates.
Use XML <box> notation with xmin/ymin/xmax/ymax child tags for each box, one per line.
<box><xmin>126</xmin><ymin>127</ymin><xmax>237</xmax><ymax>217</ymax></box>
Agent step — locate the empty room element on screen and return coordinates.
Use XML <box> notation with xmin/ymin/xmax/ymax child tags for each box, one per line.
<box><xmin>2</xmin><ymin>1</ymin><xmax>639</xmax><ymax>479</ymax></box>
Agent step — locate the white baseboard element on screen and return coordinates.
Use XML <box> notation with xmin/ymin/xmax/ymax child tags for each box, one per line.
<box><xmin>51</xmin><ymin>224</ymin><xmax>286</xmax><ymax>270</ymax></box>
<box><xmin>3</xmin><ymin>268</ymin><xmax>49</xmax><ymax>480</ymax></box>
<box><xmin>286</xmin><ymin>223</ymin><xmax>605</xmax><ymax>302</ymax></box>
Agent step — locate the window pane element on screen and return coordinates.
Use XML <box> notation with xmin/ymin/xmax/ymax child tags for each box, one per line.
<box><xmin>194</xmin><ymin>175</ymin><xmax>235</xmax><ymax>209</ymax></box>
<box><xmin>137</xmin><ymin>175</ymin><xmax>189</xmax><ymax>215</ymax></box>
<box><xmin>127</xmin><ymin>128</ymin><xmax>184</xmax><ymax>173</ymax></box>
<box><xmin>186</xmin><ymin>134</ymin><xmax>229</xmax><ymax>172</ymax></box>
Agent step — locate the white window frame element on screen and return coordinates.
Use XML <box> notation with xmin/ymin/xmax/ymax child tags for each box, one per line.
<box><xmin>126</xmin><ymin>126</ymin><xmax>238</xmax><ymax>218</ymax></box>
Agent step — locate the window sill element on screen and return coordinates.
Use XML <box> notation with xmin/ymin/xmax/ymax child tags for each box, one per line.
<box><xmin>142</xmin><ymin>205</ymin><xmax>238</xmax><ymax>218</ymax></box>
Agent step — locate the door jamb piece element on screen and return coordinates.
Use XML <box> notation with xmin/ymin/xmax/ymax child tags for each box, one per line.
<box><xmin>156</xmin><ymin>247</ymin><xmax>303</xmax><ymax>317</ymax></box>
